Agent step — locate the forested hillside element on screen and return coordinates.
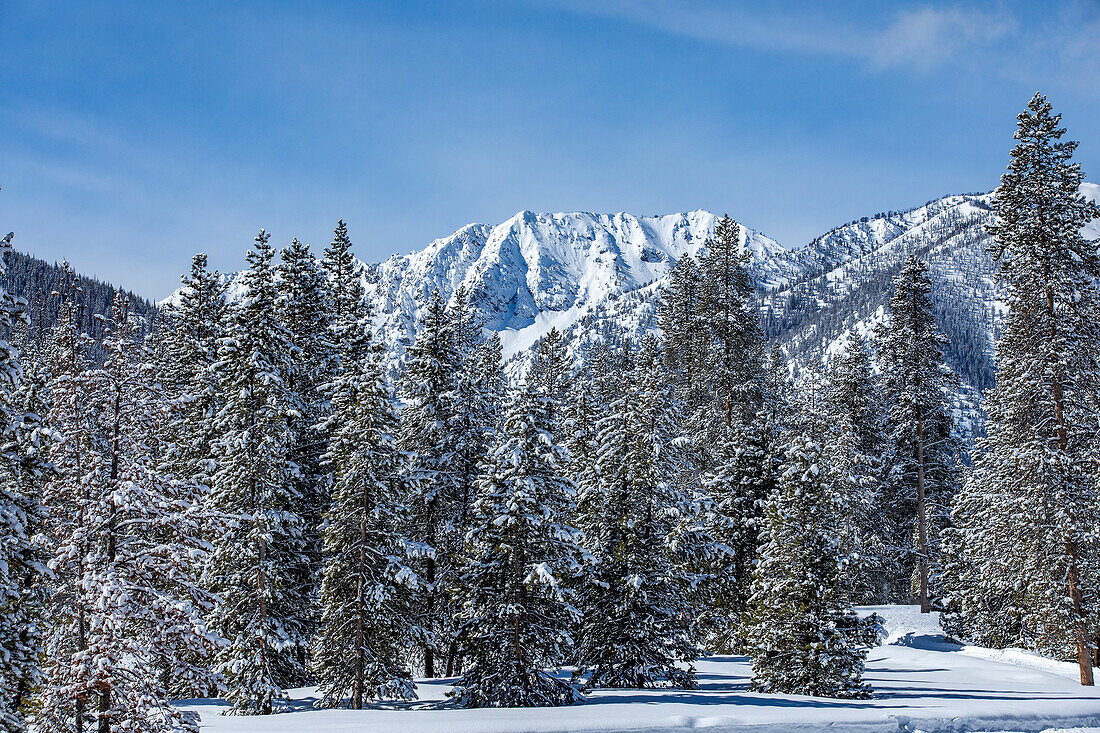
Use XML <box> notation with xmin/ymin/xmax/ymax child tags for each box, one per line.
<box><xmin>2</xmin><ymin>249</ymin><xmax>156</xmax><ymax>359</ymax></box>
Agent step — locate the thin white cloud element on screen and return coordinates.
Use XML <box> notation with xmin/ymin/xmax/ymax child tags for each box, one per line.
<box><xmin>546</xmin><ymin>1</ymin><xmax>1016</xmax><ymax>70</ymax></box>
<box><xmin>869</xmin><ymin>6</ymin><xmax>1017</xmax><ymax>69</ymax></box>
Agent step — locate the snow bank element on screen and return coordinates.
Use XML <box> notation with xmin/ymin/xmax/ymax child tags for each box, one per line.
<box><xmin>176</xmin><ymin>605</ymin><xmax>1100</xmax><ymax>733</ymax></box>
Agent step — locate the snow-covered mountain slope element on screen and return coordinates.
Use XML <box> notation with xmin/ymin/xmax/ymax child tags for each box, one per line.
<box><xmin>360</xmin><ymin>210</ymin><xmax>799</xmax><ymax>370</ymax></box>
<box><xmin>198</xmin><ymin>185</ymin><xmax>1098</xmax><ymax>403</ymax></box>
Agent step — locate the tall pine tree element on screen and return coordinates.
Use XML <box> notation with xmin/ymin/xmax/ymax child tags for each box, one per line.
<box><xmin>0</xmin><ymin>231</ymin><xmax>47</xmax><ymax>733</ymax></box>
<box><xmin>943</xmin><ymin>94</ymin><xmax>1100</xmax><ymax>684</ymax></box>
<box><xmin>573</xmin><ymin>337</ymin><xmax>698</xmax><ymax>689</ymax></box>
<box><xmin>876</xmin><ymin>258</ymin><xmax>958</xmax><ymax>611</ymax></box>
<box><xmin>205</xmin><ymin>231</ymin><xmax>311</xmax><ymax>713</ymax></box>
<box><xmin>312</xmin><ymin>292</ymin><xmax>421</xmax><ymax>707</ymax></box>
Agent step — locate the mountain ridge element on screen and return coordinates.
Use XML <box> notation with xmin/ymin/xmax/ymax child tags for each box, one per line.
<box><xmin>163</xmin><ymin>185</ymin><xmax>1100</xmax><ymax>414</ymax></box>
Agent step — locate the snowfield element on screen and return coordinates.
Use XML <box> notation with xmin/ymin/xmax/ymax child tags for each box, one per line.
<box><xmin>177</xmin><ymin>606</ymin><xmax>1100</xmax><ymax>733</ymax></box>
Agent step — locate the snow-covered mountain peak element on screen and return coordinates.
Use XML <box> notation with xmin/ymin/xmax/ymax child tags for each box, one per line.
<box><xmin>360</xmin><ymin>207</ymin><xmax>801</xmax><ymax>370</ymax></box>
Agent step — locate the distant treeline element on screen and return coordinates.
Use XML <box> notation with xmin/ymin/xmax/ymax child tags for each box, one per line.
<box><xmin>2</xmin><ymin>249</ymin><xmax>157</xmax><ymax>358</ymax></box>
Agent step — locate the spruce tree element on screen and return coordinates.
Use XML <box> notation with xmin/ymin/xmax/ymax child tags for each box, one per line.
<box><xmin>320</xmin><ymin>219</ymin><xmax>362</xmax><ymax>325</ymax></box>
<box><xmin>39</xmin><ymin>294</ymin><xmax>219</xmax><ymax>733</ymax></box>
<box><xmin>276</xmin><ymin>237</ymin><xmax>334</xmax><ymax>673</ymax></box>
<box><xmin>451</xmin><ymin>381</ymin><xmax>583</xmax><ymax>708</ymax></box>
<box><xmin>160</xmin><ymin>253</ymin><xmax>226</xmax><ymax>506</ymax></box>
<box><xmin>0</xmin><ymin>232</ymin><xmax>47</xmax><ymax>733</ymax></box>
<box><xmin>696</xmin><ymin>215</ymin><xmax>763</xmax><ymax>439</ymax></box>
<box><xmin>688</xmin><ymin>216</ymin><xmax>772</xmax><ymax>642</ymax></box>
<box><xmin>658</xmin><ymin>254</ymin><xmax>709</xmax><ymax>417</ymax></box>
<box><xmin>943</xmin><ymin>93</ymin><xmax>1100</xmax><ymax>684</ymax></box>
<box><xmin>312</xmin><ymin>295</ymin><xmax>420</xmax><ymax>707</ymax></box>
<box><xmin>441</xmin><ymin>288</ymin><xmax>503</xmax><ymax>675</ymax></box>
<box><xmin>205</xmin><ymin>231</ymin><xmax>310</xmax><ymax>713</ymax></box>
<box><xmin>823</xmin><ymin>332</ymin><xmax>887</xmax><ymax>603</ymax></box>
<box><xmin>399</xmin><ymin>290</ymin><xmax>459</xmax><ymax>677</ymax></box>
<box><xmin>529</xmin><ymin>327</ymin><xmax>570</xmax><ymax>433</ymax></box>
<box><xmin>742</xmin><ymin>434</ymin><xmax>875</xmax><ymax>699</ymax></box>
<box><xmin>875</xmin><ymin>257</ymin><xmax>958</xmax><ymax>611</ymax></box>
<box><xmin>38</xmin><ymin>267</ymin><xmax>97</xmax><ymax>733</ymax></box>
<box><xmin>573</xmin><ymin>337</ymin><xmax>698</xmax><ymax>689</ymax></box>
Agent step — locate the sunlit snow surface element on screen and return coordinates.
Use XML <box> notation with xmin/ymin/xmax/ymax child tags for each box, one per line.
<box><xmin>177</xmin><ymin>605</ymin><xmax>1100</xmax><ymax>733</ymax></box>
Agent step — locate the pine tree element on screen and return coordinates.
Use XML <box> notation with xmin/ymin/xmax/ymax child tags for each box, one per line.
<box><xmin>205</xmin><ymin>231</ymin><xmax>310</xmax><ymax>714</ymax></box>
<box><xmin>742</xmin><ymin>434</ymin><xmax>875</xmax><ymax>699</ymax></box>
<box><xmin>450</xmin><ymin>383</ymin><xmax>582</xmax><ymax>708</ymax></box>
<box><xmin>658</xmin><ymin>254</ymin><xmax>709</xmax><ymax>417</ymax></box>
<box><xmin>276</xmin><ymin>237</ymin><xmax>334</xmax><ymax>675</ymax></box>
<box><xmin>875</xmin><ymin>257</ymin><xmax>958</xmax><ymax>611</ymax></box>
<box><xmin>823</xmin><ymin>332</ymin><xmax>887</xmax><ymax>603</ymax></box>
<box><xmin>311</xmin><ymin>295</ymin><xmax>421</xmax><ymax>707</ymax></box>
<box><xmin>37</xmin><ymin>266</ymin><xmax>97</xmax><ymax>733</ymax></box>
<box><xmin>0</xmin><ymin>232</ymin><xmax>48</xmax><ymax>733</ymax></box>
<box><xmin>440</xmin><ymin>288</ymin><xmax>504</xmax><ymax>676</ymax></box>
<box><xmin>39</xmin><ymin>294</ymin><xmax>219</xmax><ymax>733</ymax></box>
<box><xmin>160</xmin><ymin>253</ymin><xmax>226</xmax><ymax>501</ymax></box>
<box><xmin>399</xmin><ymin>290</ymin><xmax>459</xmax><ymax>678</ymax></box>
<box><xmin>529</xmin><ymin>327</ymin><xmax>570</xmax><ymax>433</ymax></box>
<box><xmin>320</xmin><ymin>220</ymin><xmax>362</xmax><ymax>326</ymax></box>
<box><xmin>943</xmin><ymin>93</ymin><xmax>1100</xmax><ymax>684</ymax></box>
<box><xmin>446</xmin><ymin>287</ymin><xmax>500</xmax><ymax>538</ymax></box>
<box><xmin>687</xmin><ymin>216</ymin><xmax>772</xmax><ymax>643</ymax></box>
<box><xmin>573</xmin><ymin>337</ymin><xmax>698</xmax><ymax>689</ymax></box>
<box><xmin>696</xmin><ymin>215</ymin><xmax>763</xmax><ymax>439</ymax></box>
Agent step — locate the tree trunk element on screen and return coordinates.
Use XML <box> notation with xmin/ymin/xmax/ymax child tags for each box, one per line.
<box><xmin>444</xmin><ymin>640</ymin><xmax>459</xmax><ymax>678</ymax></box>
<box><xmin>353</xmin><ymin>482</ymin><xmax>369</xmax><ymax>709</ymax></box>
<box><xmin>916</xmin><ymin>416</ymin><xmax>930</xmax><ymax>614</ymax></box>
<box><xmin>1046</xmin><ymin>285</ymin><xmax>1094</xmax><ymax>686</ymax></box>
<box><xmin>1067</xmin><ymin>540</ymin><xmax>1094</xmax><ymax>685</ymax></box>
<box><xmin>423</xmin><ymin>555</ymin><xmax>436</xmax><ymax>679</ymax></box>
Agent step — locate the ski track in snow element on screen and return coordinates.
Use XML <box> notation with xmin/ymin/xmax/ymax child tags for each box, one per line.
<box><xmin>177</xmin><ymin>606</ymin><xmax>1100</xmax><ymax>733</ymax></box>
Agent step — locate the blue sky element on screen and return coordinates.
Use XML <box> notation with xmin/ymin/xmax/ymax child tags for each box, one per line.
<box><xmin>2</xmin><ymin>1</ymin><xmax>1099</xmax><ymax>298</ymax></box>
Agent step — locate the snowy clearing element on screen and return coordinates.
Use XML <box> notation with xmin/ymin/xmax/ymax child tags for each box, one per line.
<box><xmin>177</xmin><ymin>606</ymin><xmax>1100</xmax><ymax>733</ymax></box>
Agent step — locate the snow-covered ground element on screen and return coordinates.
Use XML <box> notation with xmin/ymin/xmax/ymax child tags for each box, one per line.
<box><xmin>178</xmin><ymin>606</ymin><xmax>1100</xmax><ymax>733</ymax></box>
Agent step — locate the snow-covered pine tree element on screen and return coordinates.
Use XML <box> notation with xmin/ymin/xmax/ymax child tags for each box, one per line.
<box><xmin>445</xmin><ymin>286</ymin><xmax>500</xmax><ymax>541</ymax></box>
<box><xmin>451</xmin><ymin>381</ymin><xmax>583</xmax><ymax>708</ymax></box>
<box><xmin>528</xmin><ymin>327</ymin><xmax>570</xmax><ymax>434</ymax></box>
<box><xmin>658</xmin><ymin>254</ymin><xmax>709</xmax><ymax>419</ymax></box>
<box><xmin>742</xmin><ymin>433</ymin><xmax>875</xmax><ymax>699</ymax></box>
<box><xmin>276</xmin><ymin>237</ymin><xmax>334</xmax><ymax>675</ymax></box>
<box><xmin>311</xmin><ymin>291</ymin><xmax>421</xmax><ymax>708</ymax></box>
<box><xmin>320</xmin><ymin>219</ymin><xmax>362</xmax><ymax>326</ymax></box>
<box><xmin>440</xmin><ymin>287</ymin><xmax>504</xmax><ymax>676</ymax></box>
<box><xmin>823</xmin><ymin>331</ymin><xmax>887</xmax><ymax>603</ymax></box>
<box><xmin>37</xmin><ymin>266</ymin><xmax>98</xmax><ymax>733</ymax></box>
<box><xmin>875</xmin><ymin>257</ymin><xmax>958</xmax><ymax>611</ymax></box>
<box><xmin>40</xmin><ymin>293</ymin><xmax>220</xmax><ymax>733</ymax></box>
<box><xmin>160</xmin><ymin>253</ymin><xmax>226</xmax><ymax>497</ymax></box>
<box><xmin>688</xmin><ymin>216</ymin><xmax>772</xmax><ymax>644</ymax></box>
<box><xmin>943</xmin><ymin>93</ymin><xmax>1100</xmax><ymax>685</ymax></box>
<box><xmin>0</xmin><ymin>231</ymin><xmax>48</xmax><ymax>733</ymax></box>
<box><xmin>206</xmin><ymin>231</ymin><xmax>310</xmax><ymax>714</ymax></box>
<box><xmin>696</xmin><ymin>215</ymin><xmax>765</xmax><ymax>441</ymax></box>
<box><xmin>573</xmin><ymin>336</ymin><xmax>698</xmax><ymax>689</ymax></box>
<box><xmin>761</xmin><ymin>344</ymin><xmax>792</xmax><ymax>440</ymax></box>
<box><xmin>399</xmin><ymin>289</ymin><xmax>459</xmax><ymax>678</ymax></box>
